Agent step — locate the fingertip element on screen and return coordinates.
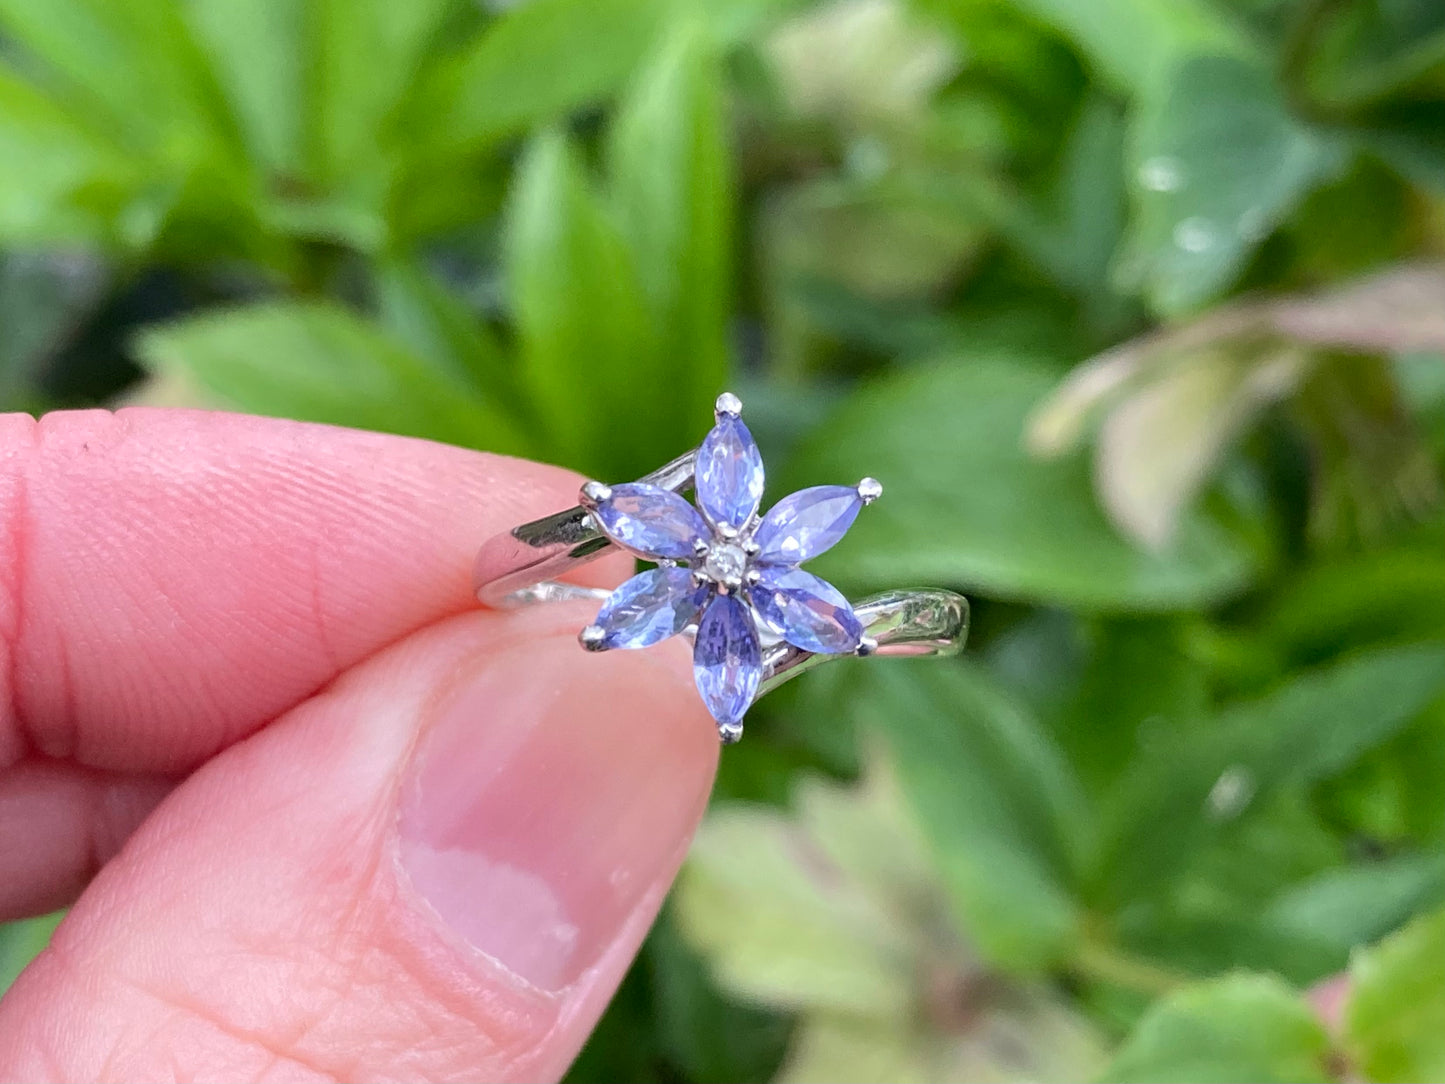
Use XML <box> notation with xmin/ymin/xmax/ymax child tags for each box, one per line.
<box><xmin>3</xmin><ymin>408</ymin><xmax>635</xmax><ymax>774</ymax></box>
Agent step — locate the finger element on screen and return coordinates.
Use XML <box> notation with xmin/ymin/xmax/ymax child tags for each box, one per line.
<box><xmin>0</xmin><ymin>758</ymin><xmax>174</xmax><ymax>918</ymax></box>
<box><xmin>0</xmin><ymin>602</ymin><xmax>718</xmax><ymax>1083</ymax></box>
<box><xmin>0</xmin><ymin>409</ymin><xmax>626</xmax><ymax>775</ymax></box>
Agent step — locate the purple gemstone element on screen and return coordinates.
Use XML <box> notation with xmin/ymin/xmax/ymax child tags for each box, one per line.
<box><xmin>753</xmin><ymin>485</ymin><xmax>862</xmax><ymax>565</ymax></box>
<box><xmin>692</xmin><ymin>593</ymin><xmax>762</xmax><ymax>726</ymax></box>
<box><xmin>751</xmin><ymin>567</ymin><xmax>863</xmax><ymax>654</ymax></box>
<box><xmin>594</xmin><ymin>567</ymin><xmax>706</xmax><ymax>649</ymax></box>
<box><xmin>594</xmin><ymin>483</ymin><xmax>709</xmax><ymax>559</ymax></box>
<box><xmin>696</xmin><ymin>414</ymin><xmax>764</xmax><ymax>531</ymax></box>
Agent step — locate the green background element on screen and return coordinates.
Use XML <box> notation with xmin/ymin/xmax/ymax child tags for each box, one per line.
<box><xmin>3</xmin><ymin>0</ymin><xmax>1445</xmax><ymax>1079</ymax></box>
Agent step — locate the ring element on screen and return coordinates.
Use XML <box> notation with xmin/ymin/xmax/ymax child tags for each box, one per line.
<box><xmin>473</xmin><ymin>392</ymin><xmax>970</xmax><ymax>743</ymax></box>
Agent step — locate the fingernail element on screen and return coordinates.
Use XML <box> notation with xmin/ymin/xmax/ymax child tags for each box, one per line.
<box><xmin>397</xmin><ymin>634</ymin><xmax>715</xmax><ymax>992</ymax></box>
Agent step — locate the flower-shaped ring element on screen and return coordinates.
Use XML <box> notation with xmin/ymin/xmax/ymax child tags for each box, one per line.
<box><xmin>473</xmin><ymin>393</ymin><xmax>969</xmax><ymax>742</ymax></box>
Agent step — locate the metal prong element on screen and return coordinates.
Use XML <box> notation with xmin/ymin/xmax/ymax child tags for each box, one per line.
<box><xmin>857</xmin><ymin>477</ymin><xmax>883</xmax><ymax>504</ymax></box>
<box><xmin>718</xmin><ymin>721</ymin><xmax>744</xmax><ymax>744</ymax></box>
<box><xmin>579</xmin><ymin>481</ymin><xmax>612</xmax><ymax>508</ymax></box>
<box><xmin>717</xmin><ymin>522</ymin><xmax>739</xmax><ymax>540</ymax></box>
<box><xmin>857</xmin><ymin>634</ymin><xmax>879</xmax><ymax>657</ymax></box>
<box><xmin>579</xmin><ymin>625</ymin><xmax>608</xmax><ymax>651</ymax></box>
<box><xmin>693</xmin><ymin>537</ymin><xmax>711</xmax><ymax>558</ymax></box>
<box><xmin>714</xmin><ymin>391</ymin><xmax>742</xmax><ymax>417</ymax></box>
<box><xmin>746</xmin><ymin>568</ymin><xmax>762</xmax><ymax>585</ymax></box>
<box><xmin>743</xmin><ymin>538</ymin><xmax>760</xmax><ymax>555</ymax></box>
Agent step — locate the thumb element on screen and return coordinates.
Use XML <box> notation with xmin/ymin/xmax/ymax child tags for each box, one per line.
<box><xmin>0</xmin><ymin>602</ymin><xmax>718</xmax><ymax>1083</ymax></box>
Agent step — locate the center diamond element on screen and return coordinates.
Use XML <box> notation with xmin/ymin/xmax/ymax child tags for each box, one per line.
<box><xmin>702</xmin><ymin>541</ymin><xmax>749</xmax><ymax>588</ymax></box>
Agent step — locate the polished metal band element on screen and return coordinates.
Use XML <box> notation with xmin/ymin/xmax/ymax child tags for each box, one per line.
<box><xmin>472</xmin><ymin>447</ymin><xmax>970</xmax><ymax>701</ymax></box>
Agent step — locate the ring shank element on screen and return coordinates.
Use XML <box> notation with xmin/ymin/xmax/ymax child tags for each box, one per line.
<box><xmin>757</xmin><ymin>588</ymin><xmax>969</xmax><ymax>696</ymax></box>
<box><xmin>473</xmin><ymin>449</ymin><xmax>696</xmax><ymax>608</ymax></box>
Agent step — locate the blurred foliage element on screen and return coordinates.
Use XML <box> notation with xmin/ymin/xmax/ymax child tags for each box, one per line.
<box><xmin>3</xmin><ymin>0</ymin><xmax>1445</xmax><ymax>1079</ymax></box>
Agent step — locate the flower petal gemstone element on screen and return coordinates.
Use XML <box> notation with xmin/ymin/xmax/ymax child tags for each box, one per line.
<box><xmin>751</xmin><ymin>567</ymin><xmax>863</xmax><ymax>654</ymax></box>
<box><xmin>594</xmin><ymin>567</ymin><xmax>706</xmax><ymax>649</ymax></box>
<box><xmin>695</xmin><ymin>414</ymin><xmax>764</xmax><ymax>531</ymax></box>
<box><xmin>593</xmin><ymin>483</ymin><xmax>709</xmax><ymax>559</ymax></box>
<box><xmin>753</xmin><ymin>485</ymin><xmax>863</xmax><ymax>565</ymax></box>
<box><xmin>692</xmin><ymin>593</ymin><xmax>763</xmax><ymax>726</ymax></box>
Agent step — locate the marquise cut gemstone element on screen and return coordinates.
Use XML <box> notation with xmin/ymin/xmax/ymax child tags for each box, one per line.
<box><xmin>696</xmin><ymin>414</ymin><xmax>764</xmax><ymax>531</ymax></box>
<box><xmin>753</xmin><ymin>485</ymin><xmax>862</xmax><ymax>565</ymax></box>
<box><xmin>751</xmin><ymin>567</ymin><xmax>863</xmax><ymax>653</ymax></box>
<box><xmin>692</xmin><ymin>593</ymin><xmax>762</xmax><ymax>726</ymax></box>
<box><xmin>594</xmin><ymin>483</ymin><xmax>709</xmax><ymax>559</ymax></box>
<box><xmin>594</xmin><ymin>567</ymin><xmax>706</xmax><ymax>649</ymax></box>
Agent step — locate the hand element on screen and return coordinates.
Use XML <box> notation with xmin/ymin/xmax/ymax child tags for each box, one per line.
<box><xmin>0</xmin><ymin>409</ymin><xmax>718</xmax><ymax>1082</ymax></box>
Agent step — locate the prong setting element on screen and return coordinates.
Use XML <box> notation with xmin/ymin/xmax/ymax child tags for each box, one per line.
<box><xmin>857</xmin><ymin>634</ymin><xmax>879</xmax><ymax>657</ymax></box>
<box><xmin>579</xmin><ymin>624</ymin><xmax>608</xmax><ymax>652</ymax></box>
<box><xmin>579</xmin><ymin>481</ymin><xmax>612</xmax><ymax>508</ymax></box>
<box><xmin>718</xmin><ymin>721</ymin><xmax>744</xmax><ymax>744</ymax></box>
<box><xmin>714</xmin><ymin>391</ymin><xmax>742</xmax><ymax>418</ymax></box>
<box><xmin>857</xmin><ymin>477</ymin><xmax>883</xmax><ymax>504</ymax></box>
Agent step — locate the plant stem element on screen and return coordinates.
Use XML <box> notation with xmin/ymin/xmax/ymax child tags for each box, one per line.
<box><xmin>1071</xmin><ymin>939</ymin><xmax>1192</xmax><ymax>999</ymax></box>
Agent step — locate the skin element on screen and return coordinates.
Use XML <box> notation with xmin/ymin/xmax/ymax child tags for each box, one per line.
<box><xmin>0</xmin><ymin>408</ymin><xmax>719</xmax><ymax>1082</ymax></box>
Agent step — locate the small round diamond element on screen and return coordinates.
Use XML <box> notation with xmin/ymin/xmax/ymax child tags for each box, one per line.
<box><xmin>702</xmin><ymin>541</ymin><xmax>748</xmax><ymax>587</ymax></box>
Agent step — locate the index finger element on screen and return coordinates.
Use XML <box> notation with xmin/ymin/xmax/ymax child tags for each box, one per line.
<box><xmin>0</xmin><ymin>408</ymin><xmax>619</xmax><ymax>774</ymax></box>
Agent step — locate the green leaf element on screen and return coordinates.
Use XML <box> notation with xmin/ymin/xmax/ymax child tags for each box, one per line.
<box><xmin>1117</xmin><ymin>56</ymin><xmax>1345</xmax><ymax>316</ymax></box>
<box><xmin>676</xmin><ymin>804</ymin><xmax>918</xmax><ymax>1016</ymax></box>
<box><xmin>503</xmin><ymin>131</ymin><xmax>662</xmax><ymax>476</ymax></box>
<box><xmin>608</xmin><ymin>19</ymin><xmax>732</xmax><ymax>427</ymax></box>
<box><xmin>1006</xmin><ymin>0</ymin><xmax>1248</xmax><ymax>97</ymax></box>
<box><xmin>0</xmin><ymin>251</ymin><xmax>109</xmax><ymax>407</ymax></box>
<box><xmin>0</xmin><ymin>67</ymin><xmax>135</xmax><ymax>242</ymax></box>
<box><xmin>310</xmin><ymin>0</ymin><xmax>453</xmax><ymax>184</ymax></box>
<box><xmin>1051</xmin><ymin>618</ymin><xmax>1208</xmax><ymax>799</ymax></box>
<box><xmin>789</xmin><ymin>355</ymin><xmax>1257</xmax><ymax>611</ymax></box>
<box><xmin>647</xmin><ymin>915</ymin><xmax>792</xmax><ymax>1084</ymax></box>
<box><xmin>1102</xmin><ymin>973</ymin><xmax>1332</xmax><ymax>1083</ymax></box>
<box><xmin>1097</xmin><ymin>644</ymin><xmax>1445</xmax><ymax>903</ymax></box>
<box><xmin>373</xmin><ymin>259</ymin><xmax>520</xmax><ymax>412</ymax></box>
<box><xmin>410</xmin><ymin>0</ymin><xmax>668</xmax><ymax>158</ymax></box>
<box><xmin>1023</xmin><ymin>93</ymin><xmax>1130</xmax><ymax>316</ymax></box>
<box><xmin>1298</xmin><ymin>2</ymin><xmax>1445</xmax><ymax>108</ymax></box>
<box><xmin>1261</xmin><ymin>548</ymin><xmax>1445</xmax><ymax>665</ymax></box>
<box><xmin>1265</xmin><ymin>853</ymin><xmax>1445</xmax><ymax>973</ymax></box>
<box><xmin>0</xmin><ymin>911</ymin><xmax>62</xmax><ymax>993</ymax></box>
<box><xmin>850</xmin><ymin>660</ymin><xmax>1085</xmax><ymax>969</ymax></box>
<box><xmin>1345</xmin><ymin>906</ymin><xmax>1445</xmax><ymax>1082</ymax></box>
<box><xmin>778</xmin><ymin>1018</ymin><xmax>935</xmax><ymax>1084</ymax></box>
<box><xmin>0</xmin><ymin>0</ymin><xmax>233</xmax><ymax>156</ymax></box>
<box><xmin>1233</xmin><ymin>644</ymin><xmax>1445</xmax><ymax>790</ymax></box>
<box><xmin>181</xmin><ymin>0</ymin><xmax>307</xmax><ymax>174</ymax></box>
<box><xmin>134</xmin><ymin>301</ymin><xmax>530</xmax><ymax>453</ymax></box>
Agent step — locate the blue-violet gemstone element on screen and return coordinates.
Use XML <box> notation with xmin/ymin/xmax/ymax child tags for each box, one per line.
<box><xmin>594</xmin><ymin>483</ymin><xmax>709</xmax><ymax>559</ymax></box>
<box><xmin>695</xmin><ymin>414</ymin><xmax>764</xmax><ymax>531</ymax></box>
<box><xmin>751</xmin><ymin>567</ymin><xmax>863</xmax><ymax>654</ymax></box>
<box><xmin>594</xmin><ymin>567</ymin><xmax>706</xmax><ymax>649</ymax></box>
<box><xmin>692</xmin><ymin>593</ymin><xmax>762</xmax><ymax>726</ymax></box>
<box><xmin>753</xmin><ymin>485</ymin><xmax>862</xmax><ymax>565</ymax></box>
